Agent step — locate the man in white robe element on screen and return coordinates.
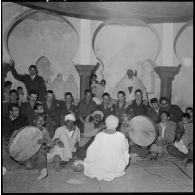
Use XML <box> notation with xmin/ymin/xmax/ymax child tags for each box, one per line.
<box><xmin>112</xmin><ymin>69</ymin><xmax>148</xmax><ymax>103</ymax></box>
<box><xmin>84</xmin><ymin>115</ymin><xmax>129</xmax><ymax>181</ymax></box>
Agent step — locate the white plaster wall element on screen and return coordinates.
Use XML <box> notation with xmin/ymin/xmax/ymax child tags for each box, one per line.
<box><xmin>2</xmin><ymin>2</ymin><xmax>29</xmax><ymax>61</ymax></box>
<box><xmin>93</xmin><ymin>24</ymin><xmax>160</xmax><ymax>97</ymax></box>
<box><xmin>172</xmin><ymin>23</ymin><xmax>193</xmax><ymax>110</ymax></box>
<box><xmin>5</xmin><ymin>9</ymin><xmax>80</xmax><ymax>100</ymax></box>
<box><xmin>2</xmin><ymin>3</ymin><xmax>193</xmax><ymax>107</ymax></box>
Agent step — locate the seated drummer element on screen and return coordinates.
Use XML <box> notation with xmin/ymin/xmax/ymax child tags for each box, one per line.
<box><xmin>22</xmin><ymin>113</ymin><xmax>53</xmax><ymax>180</ymax></box>
<box><xmin>3</xmin><ymin>103</ymin><xmax>29</xmax><ymax>148</ymax></box>
<box><xmin>76</xmin><ymin>110</ymin><xmax>105</xmax><ymax>160</ymax></box>
<box><xmin>149</xmin><ymin>111</ymin><xmax>177</xmax><ymax>160</ymax></box>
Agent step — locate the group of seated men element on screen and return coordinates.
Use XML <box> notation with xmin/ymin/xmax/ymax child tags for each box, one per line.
<box><xmin>3</xmin><ymin>83</ymin><xmax>193</xmax><ymax>169</ymax></box>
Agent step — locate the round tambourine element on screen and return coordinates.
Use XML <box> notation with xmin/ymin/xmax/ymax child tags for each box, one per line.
<box><xmin>128</xmin><ymin>116</ymin><xmax>157</xmax><ymax>146</ymax></box>
<box><xmin>9</xmin><ymin>126</ymin><xmax>43</xmax><ymax>162</ymax></box>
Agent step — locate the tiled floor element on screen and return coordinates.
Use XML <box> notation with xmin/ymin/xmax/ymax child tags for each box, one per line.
<box><xmin>3</xmin><ymin>154</ymin><xmax>193</xmax><ymax>192</ymax></box>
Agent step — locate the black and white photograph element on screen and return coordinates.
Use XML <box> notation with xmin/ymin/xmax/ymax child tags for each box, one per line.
<box><xmin>2</xmin><ymin>1</ymin><xmax>193</xmax><ymax>192</ymax></box>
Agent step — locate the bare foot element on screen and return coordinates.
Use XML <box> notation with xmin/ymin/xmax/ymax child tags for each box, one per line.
<box><xmin>182</xmin><ymin>157</ymin><xmax>189</xmax><ymax>167</ymax></box>
<box><xmin>37</xmin><ymin>168</ymin><xmax>48</xmax><ymax>180</ymax></box>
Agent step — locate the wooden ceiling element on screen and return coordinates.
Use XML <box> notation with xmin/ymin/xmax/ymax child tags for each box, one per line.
<box><xmin>16</xmin><ymin>2</ymin><xmax>193</xmax><ymax>23</ymax></box>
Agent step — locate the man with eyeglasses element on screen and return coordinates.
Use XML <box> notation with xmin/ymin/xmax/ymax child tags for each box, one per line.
<box><xmin>159</xmin><ymin>97</ymin><xmax>183</xmax><ymax>123</ymax></box>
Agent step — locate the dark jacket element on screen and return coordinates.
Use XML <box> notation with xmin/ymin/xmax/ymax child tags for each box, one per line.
<box><xmin>20</xmin><ymin>102</ymin><xmax>36</xmax><ymax>124</ymax></box>
<box><xmin>130</xmin><ymin>100</ymin><xmax>148</xmax><ymax>117</ymax></box>
<box><xmin>148</xmin><ymin>107</ymin><xmax>160</xmax><ymax>123</ymax></box>
<box><xmin>159</xmin><ymin>104</ymin><xmax>183</xmax><ymax>123</ymax></box>
<box><xmin>59</xmin><ymin>101</ymin><xmax>78</xmax><ymax>126</ymax></box>
<box><xmin>10</xmin><ymin>66</ymin><xmax>47</xmax><ymax>101</ymax></box>
<box><xmin>3</xmin><ymin>114</ymin><xmax>29</xmax><ymax>141</ymax></box>
<box><xmin>42</xmin><ymin>99</ymin><xmax>61</xmax><ymax>128</ymax></box>
<box><xmin>97</xmin><ymin>104</ymin><xmax>115</xmax><ymax>121</ymax></box>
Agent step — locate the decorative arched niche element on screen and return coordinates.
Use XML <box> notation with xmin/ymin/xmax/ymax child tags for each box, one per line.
<box><xmin>4</xmin><ymin>10</ymin><xmax>79</xmax><ymax>100</ymax></box>
<box><xmin>174</xmin><ymin>20</ymin><xmax>193</xmax><ymax>67</ymax></box>
<box><xmin>92</xmin><ymin>18</ymin><xmax>161</xmax><ymax>95</ymax></box>
<box><xmin>172</xmin><ymin>20</ymin><xmax>193</xmax><ymax>109</ymax></box>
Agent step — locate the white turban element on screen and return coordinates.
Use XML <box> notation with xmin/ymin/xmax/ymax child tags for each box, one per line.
<box><xmin>64</xmin><ymin>114</ymin><xmax>76</xmax><ymax>122</ymax></box>
<box><xmin>92</xmin><ymin>110</ymin><xmax>104</xmax><ymax>120</ymax></box>
<box><xmin>105</xmin><ymin>115</ymin><xmax>119</xmax><ymax>130</ymax></box>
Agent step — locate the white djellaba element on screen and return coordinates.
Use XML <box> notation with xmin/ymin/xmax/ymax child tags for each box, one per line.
<box><xmin>84</xmin><ymin>115</ymin><xmax>129</xmax><ymax>181</ymax></box>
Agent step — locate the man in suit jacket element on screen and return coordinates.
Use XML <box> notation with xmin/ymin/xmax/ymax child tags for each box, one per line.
<box><xmin>159</xmin><ymin>97</ymin><xmax>183</xmax><ymax>123</ymax></box>
<box><xmin>77</xmin><ymin>89</ymin><xmax>96</xmax><ymax>133</ymax></box>
<box><xmin>59</xmin><ymin>92</ymin><xmax>77</xmax><ymax>126</ymax></box>
<box><xmin>96</xmin><ymin>92</ymin><xmax>115</xmax><ymax>121</ymax></box>
<box><xmin>150</xmin><ymin>111</ymin><xmax>177</xmax><ymax>158</ymax></box>
<box><xmin>3</xmin><ymin>103</ymin><xmax>29</xmax><ymax>145</ymax></box>
<box><xmin>129</xmin><ymin>89</ymin><xmax>149</xmax><ymax>117</ymax></box>
<box><xmin>42</xmin><ymin>90</ymin><xmax>61</xmax><ymax>128</ymax></box>
<box><xmin>20</xmin><ymin>90</ymin><xmax>39</xmax><ymax>124</ymax></box>
<box><xmin>3</xmin><ymin>89</ymin><xmax>19</xmax><ymax>116</ymax></box>
<box><xmin>148</xmin><ymin>97</ymin><xmax>160</xmax><ymax>123</ymax></box>
<box><xmin>9</xmin><ymin>60</ymin><xmax>47</xmax><ymax>101</ymax></box>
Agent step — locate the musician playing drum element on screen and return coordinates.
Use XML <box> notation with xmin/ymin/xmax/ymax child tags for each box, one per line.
<box><xmin>10</xmin><ymin>113</ymin><xmax>53</xmax><ymax>180</ymax></box>
<box><xmin>76</xmin><ymin>110</ymin><xmax>105</xmax><ymax>160</ymax></box>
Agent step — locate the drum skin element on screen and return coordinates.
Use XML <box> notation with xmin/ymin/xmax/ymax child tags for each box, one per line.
<box><xmin>128</xmin><ymin>115</ymin><xmax>157</xmax><ymax>146</ymax></box>
<box><xmin>9</xmin><ymin>126</ymin><xmax>43</xmax><ymax>162</ymax></box>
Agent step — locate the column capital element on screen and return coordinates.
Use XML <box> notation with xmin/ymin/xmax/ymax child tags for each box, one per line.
<box><xmin>154</xmin><ymin>65</ymin><xmax>181</xmax><ymax>102</ymax></box>
<box><xmin>75</xmin><ymin>64</ymin><xmax>99</xmax><ymax>75</ymax></box>
<box><xmin>154</xmin><ymin>65</ymin><xmax>181</xmax><ymax>79</ymax></box>
<box><xmin>75</xmin><ymin>64</ymin><xmax>100</xmax><ymax>99</ymax></box>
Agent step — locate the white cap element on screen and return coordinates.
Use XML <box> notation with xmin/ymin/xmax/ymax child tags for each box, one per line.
<box><xmin>92</xmin><ymin>110</ymin><xmax>104</xmax><ymax>120</ymax></box>
<box><xmin>64</xmin><ymin>114</ymin><xmax>76</xmax><ymax>122</ymax></box>
<box><xmin>105</xmin><ymin>115</ymin><xmax>119</xmax><ymax>130</ymax></box>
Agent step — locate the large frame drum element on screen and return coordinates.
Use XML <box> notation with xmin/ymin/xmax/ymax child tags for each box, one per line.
<box><xmin>128</xmin><ymin>116</ymin><xmax>157</xmax><ymax>146</ymax></box>
<box><xmin>9</xmin><ymin>126</ymin><xmax>43</xmax><ymax>162</ymax></box>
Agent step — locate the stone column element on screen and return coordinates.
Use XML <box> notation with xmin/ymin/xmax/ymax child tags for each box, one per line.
<box><xmin>154</xmin><ymin>65</ymin><xmax>181</xmax><ymax>102</ymax></box>
<box><xmin>162</xmin><ymin>23</ymin><xmax>174</xmax><ymax>67</ymax></box>
<box><xmin>75</xmin><ymin>64</ymin><xmax>99</xmax><ymax>99</ymax></box>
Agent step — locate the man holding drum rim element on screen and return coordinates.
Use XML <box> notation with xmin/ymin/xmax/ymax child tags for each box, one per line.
<box><xmin>9</xmin><ymin>113</ymin><xmax>53</xmax><ymax>180</ymax></box>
